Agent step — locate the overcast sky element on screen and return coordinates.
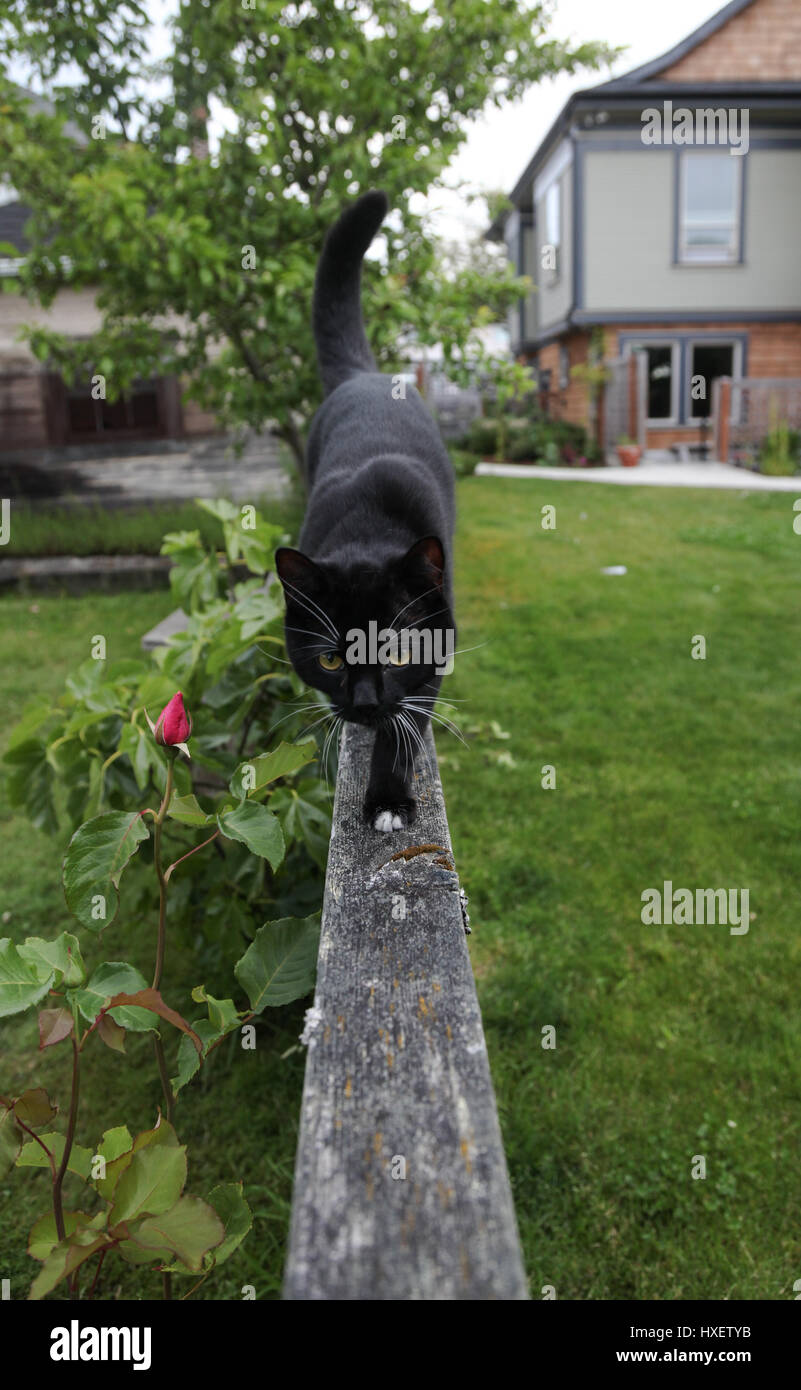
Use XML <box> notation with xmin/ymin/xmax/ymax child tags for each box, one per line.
<box><xmin>431</xmin><ymin>0</ymin><xmax>730</xmax><ymax>240</ymax></box>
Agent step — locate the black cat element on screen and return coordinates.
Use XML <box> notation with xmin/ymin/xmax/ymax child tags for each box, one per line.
<box><xmin>274</xmin><ymin>190</ymin><xmax>456</xmax><ymax>832</ymax></box>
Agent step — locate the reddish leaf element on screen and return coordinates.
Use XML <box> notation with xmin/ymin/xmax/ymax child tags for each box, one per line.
<box><xmin>38</xmin><ymin>1007</ymin><xmax>74</xmax><ymax>1050</ymax></box>
<box><xmin>104</xmin><ymin>990</ymin><xmax>202</xmax><ymax>1054</ymax></box>
<box><xmin>14</xmin><ymin>1088</ymin><xmax>57</xmax><ymax>1128</ymax></box>
<box><xmin>97</xmin><ymin>1013</ymin><xmax>126</xmax><ymax>1053</ymax></box>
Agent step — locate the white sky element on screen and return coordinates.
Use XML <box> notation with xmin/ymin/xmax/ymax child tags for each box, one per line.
<box><xmin>430</xmin><ymin>0</ymin><xmax>729</xmax><ymax>240</ymax></box>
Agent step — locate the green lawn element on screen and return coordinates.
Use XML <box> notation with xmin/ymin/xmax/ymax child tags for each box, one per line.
<box><xmin>5</xmin><ymin>492</ymin><xmax>303</xmax><ymax>557</ymax></box>
<box><xmin>1</xmin><ymin>477</ymin><xmax>800</xmax><ymax>1300</ymax></box>
<box><xmin>442</xmin><ymin>477</ymin><xmax>801</xmax><ymax>1300</ymax></box>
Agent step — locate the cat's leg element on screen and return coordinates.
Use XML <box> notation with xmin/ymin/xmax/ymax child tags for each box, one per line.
<box><xmin>365</xmin><ymin>711</ymin><xmax>429</xmax><ymax>832</ymax></box>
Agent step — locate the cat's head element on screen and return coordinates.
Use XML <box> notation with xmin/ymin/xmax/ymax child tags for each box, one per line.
<box><xmin>274</xmin><ymin>537</ymin><xmax>454</xmax><ymax>725</ymax></box>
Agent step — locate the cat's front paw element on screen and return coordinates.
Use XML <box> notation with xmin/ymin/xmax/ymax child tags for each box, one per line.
<box><xmin>365</xmin><ymin>795</ymin><xmax>416</xmax><ymax>833</ymax></box>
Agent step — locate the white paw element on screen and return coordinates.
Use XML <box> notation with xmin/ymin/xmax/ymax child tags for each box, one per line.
<box><xmin>373</xmin><ymin>810</ymin><xmax>405</xmax><ymax>833</ymax></box>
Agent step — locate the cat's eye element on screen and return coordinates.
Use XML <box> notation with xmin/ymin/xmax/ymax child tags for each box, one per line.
<box><xmin>388</xmin><ymin>648</ymin><xmax>412</xmax><ymax>667</ymax></box>
<box><xmin>318</xmin><ymin>651</ymin><xmax>344</xmax><ymax>671</ymax></box>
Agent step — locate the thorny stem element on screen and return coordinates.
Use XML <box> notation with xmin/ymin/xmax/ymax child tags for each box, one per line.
<box><xmin>154</xmin><ymin>1036</ymin><xmax>175</xmax><ymax>1126</ymax></box>
<box><xmin>13</xmin><ymin>1115</ymin><xmax>57</xmax><ymax>1181</ymax></box>
<box><xmin>152</xmin><ymin>754</ymin><xmax>177</xmax><ymax>1303</ymax></box>
<box><xmin>164</xmin><ymin>829</ymin><xmax>220</xmax><ymax>883</ymax></box>
<box><xmin>52</xmin><ymin>1029</ymin><xmax>80</xmax><ymax>1242</ymax></box>
<box><xmin>152</xmin><ymin>758</ymin><xmax>174</xmax><ymax>992</ymax></box>
<box><xmin>52</xmin><ymin>1016</ymin><xmax>81</xmax><ymax>1296</ymax></box>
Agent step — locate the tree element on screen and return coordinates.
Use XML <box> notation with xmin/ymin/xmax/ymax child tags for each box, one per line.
<box><xmin>0</xmin><ymin>1</ymin><xmax>616</xmax><ymax>467</ymax></box>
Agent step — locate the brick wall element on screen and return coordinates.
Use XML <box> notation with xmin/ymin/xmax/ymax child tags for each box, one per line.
<box><xmin>531</xmin><ymin>332</ymin><xmax>592</xmax><ymax>426</ymax></box>
<box><xmin>604</xmin><ymin>321</ymin><xmax>801</xmax><ymax>379</ymax></box>
<box><xmin>661</xmin><ymin>0</ymin><xmax>801</xmax><ymax>82</ymax></box>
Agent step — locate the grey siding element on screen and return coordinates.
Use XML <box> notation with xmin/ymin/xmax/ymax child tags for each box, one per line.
<box><xmin>582</xmin><ymin>146</ymin><xmax>801</xmax><ymax>314</ymax></box>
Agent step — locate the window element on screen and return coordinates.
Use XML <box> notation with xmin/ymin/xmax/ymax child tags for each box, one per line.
<box><xmin>624</xmin><ymin>342</ymin><xmax>679</xmax><ymax>424</ymax></box>
<box><xmin>543</xmin><ymin>179</ymin><xmax>561</xmax><ymax>279</ymax></box>
<box><xmin>679</xmin><ymin>152</ymin><xmax>741</xmax><ymax>263</ymax></box>
<box><xmin>689</xmin><ymin>341</ymin><xmax>740</xmax><ymax>420</ymax></box>
<box><xmin>63</xmin><ymin>378</ymin><xmax>162</xmax><ymax>440</ymax></box>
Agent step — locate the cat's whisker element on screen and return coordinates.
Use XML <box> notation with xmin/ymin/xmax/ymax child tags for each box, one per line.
<box><xmin>388</xmin><ymin>583</ymin><xmax>442</xmax><ymax>631</ymax></box>
<box><xmin>398</xmin><ymin>709</ymin><xmax>433</xmax><ymax>778</ymax></box>
<box><xmin>268</xmin><ymin>700</ymin><xmax>331</xmax><ymax>733</ymax></box>
<box><xmin>402</xmin><ymin>700</ymin><xmax>468</xmax><ymax>746</ymax></box>
<box><xmin>448</xmin><ymin>641</ymin><xmax>490</xmax><ymax>657</ymax></box>
<box><xmin>285</xmin><ymin>625</ymin><xmax>336</xmax><ymax>643</ymax></box>
<box><xmin>281</xmin><ymin>580</ymin><xmax>339</xmax><ymax>642</ymax></box>
<box><xmin>321</xmin><ymin>716</ymin><xmax>343</xmax><ymax>790</ymax></box>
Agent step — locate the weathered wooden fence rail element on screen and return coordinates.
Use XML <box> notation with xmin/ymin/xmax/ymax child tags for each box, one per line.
<box><xmin>283</xmin><ymin>724</ymin><xmax>528</xmax><ymax>1300</ymax></box>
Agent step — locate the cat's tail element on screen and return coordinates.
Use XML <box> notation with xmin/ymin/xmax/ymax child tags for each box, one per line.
<box><xmin>313</xmin><ymin>189</ymin><xmax>388</xmax><ymax>394</ymax></box>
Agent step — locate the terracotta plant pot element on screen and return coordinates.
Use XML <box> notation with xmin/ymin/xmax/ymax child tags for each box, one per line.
<box><xmin>616</xmin><ymin>445</ymin><xmax>642</xmax><ymax>467</ymax></box>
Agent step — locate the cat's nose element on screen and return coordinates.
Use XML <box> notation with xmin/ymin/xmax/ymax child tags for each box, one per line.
<box><xmin>351</xmin><ymin>674</ymin><xmax>379</xmax><ymax>712</ymax></box>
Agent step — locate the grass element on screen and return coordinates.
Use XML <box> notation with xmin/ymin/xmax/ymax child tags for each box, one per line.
<box><xmin>440</xmin><ymin>477</ymin><xmax>801</xmax><ymax>1300</ymax></box>
<box><xmin>1</xmin><ymin>477</ymin><xmax>800</xmax><ymax>1300</ymax></box>
<box><xmin>5</xmin><ymin>491</ymin><xmax>304</xmax><ymax>557</ymax></box>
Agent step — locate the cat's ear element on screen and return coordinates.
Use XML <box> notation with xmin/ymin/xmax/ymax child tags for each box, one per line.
<box><xmin>274</xmin><ymin>547</ymin><xmax>326</xmax><ymax>596</ymax></box>
<box><xmin>401</xmin><ymin>536</ymin><xmax>445</xmax><ymax>592</ymax></box>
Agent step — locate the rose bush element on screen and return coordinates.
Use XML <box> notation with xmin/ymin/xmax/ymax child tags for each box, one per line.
<box><xmin>0</xmin><ymin>499</ymin><xmax>333</xmax><ymax>1298</ymax></box>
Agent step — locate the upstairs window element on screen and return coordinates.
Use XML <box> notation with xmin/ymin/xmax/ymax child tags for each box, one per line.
<box><xmin>543</xmin><ymin>179</ymin><xmax>561</xmax><ymax>280</ymax></box>
<box><xmin>678</xmin><ymin>152</ymin><xmax>741</xmax><ymax>264</ymax></box>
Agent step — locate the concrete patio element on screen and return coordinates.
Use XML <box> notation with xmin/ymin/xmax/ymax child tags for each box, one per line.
<box><xmin>475</xmin><ymin>460</ymin><xmax>801</xmax><ymax>492</ymax></box>
<box><xmin>0</xmin><ymin>431</ymin><xmax>292</xmax><ymax>507</ymax></box>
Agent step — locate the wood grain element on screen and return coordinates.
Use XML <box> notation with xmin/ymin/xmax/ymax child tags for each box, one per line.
<box><xmin>283</xmin><ymin>722</ymin><xmax>528</xmax><ymax>1300</ymax></box>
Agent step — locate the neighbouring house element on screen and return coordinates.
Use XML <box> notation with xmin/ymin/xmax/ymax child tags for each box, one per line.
<box><xmin>0</xmin><ymin>90</ymin><xmax>219</xmax><ymax>457</ymax></box>
<box><xmin>490</xmin><ymin>0</ymin><xmax>801</xmax><ymax>459</ymax></box>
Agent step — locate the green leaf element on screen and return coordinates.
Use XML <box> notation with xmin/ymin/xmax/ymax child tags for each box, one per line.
<box><xmin>28</xmin><ymin>1209</ymin><xmax>90</xmax><ymax>1261</ymax></box>
<box><xmin>228</xmin><ymin>739</ymin><xmax>317</xmax><ymax>800</ymax></box>
<box><xmin>118</xmin><ymin>722</ymin><xmax>167</xmax><ymax>791</ymax></box>
<box><xmin>0</xmin><ymin>1102</ymin><xmax>21</xmax><ymax>1177</ymax></box>
<box><xmin>29</xmin><ymin>1226</ymin><xmax>109</xmax><ymax>1300</ymax></box>
<box><xmin>71</xmin><ymin>962</ymin><xmax>155</xmax><ymax>1032</ymax></box>
<box><xmin>19</xmin><ymin>932</ymin><xmax>85</xmax><ymax>988</ymax></box>
<box><xmin>206</xmin><ymin>1181</ymin><xmax>252</xmax><ymax>1266</ymax></box>
<box><xmin>130</xmin><ymin>1195</ymin><xmax>225</xmax><ymax>1272</ymax></box>
<box><xmin>169</xmin><ymin>1019</ymin><xmax>220</xmax><ymax>1096</ymax></box>
<box><xmin>62</xmin><ymin>811</ymin><xmax>150</xmax><ymax>931</ymax></box>
<box><xmin>96</xmin><ymin>1125</ymin><xmax>133</xmax><ymax>1167</ymax></box>
<box><xmin>234</xmin><ymin>915</ymin><xmax>320</xmax><ymax>1013</ymax></box>
<box><xmin>190</xmin><ymin>985</ymin><xmax>240</xmax><ymax>1036</ymax></box>
<box><xmin>17</xmin><ymin>1132</ymin><xmax>92</xmax><ymax>1179</ymax></box>
<box><xmin>109</xmin><ymin>1144</ymin><xmax>187</xmax><ymax>1224</ymax></box>
<box><xmin>218</xmin><ymin>800</ymin><xmax>285</xmax><ymax>870</ymax></box>
<box><xmin>3</xmin><ymin>738</ymin><xmax>57</xmax><ymax>835</ymax></box>
<box><xmin>94</xmin><ymin>1120</ymin><xmax>176</xmax><ymax>1201</ymax></box>
<box><xmin>167</xmin><ymin>792</ymin><xmax>213</xmax><ymax>826</ymax></box>
<box><xmin>0</xmin><ymin>938</ymin><xmax>55</xmax><ymax>1018</ymax></box>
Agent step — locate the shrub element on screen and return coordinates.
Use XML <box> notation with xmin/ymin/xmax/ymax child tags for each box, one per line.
<box><xmin>759</xmin><ymin>420</ymin><xmax>800</xmax><ymax>476</ymax></box>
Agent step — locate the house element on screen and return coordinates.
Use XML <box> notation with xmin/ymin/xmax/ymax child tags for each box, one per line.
<box><xmin>0</xmin><ymin>90</ymin><xmax>218</xmax><ymax>457</ymax></box>
<box><xmin>490</xmin><ymin>0</ymin><xmax>801</xmax><ymax>457</ymax></box>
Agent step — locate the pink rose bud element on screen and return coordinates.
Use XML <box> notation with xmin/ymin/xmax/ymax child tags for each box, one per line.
<box><xmin>154</xmin><ymin>692</ymin><xmax>192</xmax><ymax>746</ymax></box>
